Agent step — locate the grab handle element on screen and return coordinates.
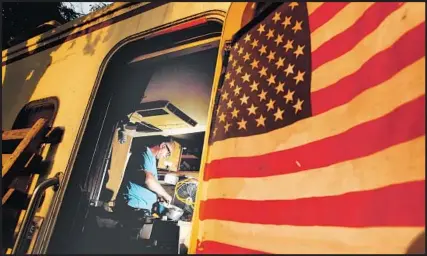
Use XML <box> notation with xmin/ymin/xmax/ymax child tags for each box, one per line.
<box><xmin>12</xmin><ymin>173</ymin><xmax>62</xmax><ymax>254</ymax></box>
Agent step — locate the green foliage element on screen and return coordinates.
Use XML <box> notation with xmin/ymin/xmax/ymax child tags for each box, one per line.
<box><xmin>2</xmin><ymin>2</ymin><xmax>82</xmax><ymax>49</ymax></box>
<box><xmin>89</xmin><ymin>2</ymin><xmax>109</xmax><ymax>13</ymax></box>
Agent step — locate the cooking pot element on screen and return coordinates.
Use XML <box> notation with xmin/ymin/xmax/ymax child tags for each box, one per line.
<box><xmin>160</xmin><ymin>203</ymin><xmax>184</xmax><ymax>221</ymax></box>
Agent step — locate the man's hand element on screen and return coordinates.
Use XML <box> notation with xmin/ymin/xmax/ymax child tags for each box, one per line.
<box><xmin>159</xmin><ymin>193</ymin><xmax>173</xmax><ymax>205</ymax></box>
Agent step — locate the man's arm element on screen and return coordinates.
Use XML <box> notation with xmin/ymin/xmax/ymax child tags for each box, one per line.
<box><xmin>144</xmin><ymin>171</ymin><xmax>172</xmax><ymax>203</ymax></box>
<box><xmin>130</xmin><ymin>169</ymin><xmax>172</xmax><ymax>203</ymax></box>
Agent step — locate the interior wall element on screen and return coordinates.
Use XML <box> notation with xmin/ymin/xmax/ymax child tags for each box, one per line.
<box><xmin>103</xmin><ymin>129</ymin><xmax>133</xmax><ymax>204</ymax></box>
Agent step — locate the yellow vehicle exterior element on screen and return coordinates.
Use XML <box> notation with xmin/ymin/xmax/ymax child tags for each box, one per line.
<box><xmin>2</xmin><ymin>2</ymin><xmax>230</xmax><ymax>253</ymax></box>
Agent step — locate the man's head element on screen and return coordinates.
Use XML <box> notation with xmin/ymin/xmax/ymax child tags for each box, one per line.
<box><xmin>147</xmin><ymin>136</ymin><xmax>176</xmax><ymax>160</ymax></box>
<box><xmin>156</xmin><ymin>140</ymin><xmax>174</xmax><ymax>159</ymax></box>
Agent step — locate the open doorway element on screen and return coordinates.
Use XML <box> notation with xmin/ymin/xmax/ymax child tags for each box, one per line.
<box><xmin>86</xmin><ymin>49</ymin><xmax>217</xmax><ymax>254</ymax></box>
<box><xmin>47</xmin><ymin>19</ymin><xmax>222</xmax><ymax>254</ymax></box>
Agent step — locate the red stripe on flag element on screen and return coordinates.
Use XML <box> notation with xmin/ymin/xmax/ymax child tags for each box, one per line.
<box><xmin>312</xmin><ymin>22</ymin><xmax>425</xmax><ymax>115</ymax></box>
<box><xmin>309</xmin><ymin>2</ymin><xmax>350</xmax><ymax>33</ymax></box>
<box><xmin>199</xmin><ymin>180</ymin><xmax>425</xmax><ymax>227</ymax></box>
<box><xmin>196</xmin><ymin>240</ymin><xmax>268</xmax><ymax>254</ymax></box>
<box><xmin>311</xmin><ymin>2</ymin><xmax>404</xmax><ymax>71</ymax></box>
<box><xmin>204</xmin><ymin>95</ymin><xmax>425</xmax><ymax>181</ymax></box>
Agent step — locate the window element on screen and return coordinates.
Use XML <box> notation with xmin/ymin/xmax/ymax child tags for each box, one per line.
<box><xmin>12</xmin><ymin>97</ymin><xmax>59</xmax><ymax>129</ymax></box>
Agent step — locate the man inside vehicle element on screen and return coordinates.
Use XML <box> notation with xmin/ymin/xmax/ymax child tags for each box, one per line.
<box><xmin>115</xmin><ymin>136</ymin><xmax>174</xmax><ymax>221</ymax></box>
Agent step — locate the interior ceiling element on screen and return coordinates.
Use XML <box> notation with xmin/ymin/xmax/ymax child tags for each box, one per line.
<box><xmin>140</xmin><ymin>49</ymin><xmax>217</xmax><ymax>129</ymax></box>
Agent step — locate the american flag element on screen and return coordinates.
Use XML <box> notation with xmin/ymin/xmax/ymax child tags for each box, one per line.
<box><xmin>191</xmin><ymin>2</ymin><xmax>425</xmax><ymax>254</ymax></box>
<box><xmin>209</xmin><ymin>2</ymin><xmax>312</xmax><ymax>143</ymax></box>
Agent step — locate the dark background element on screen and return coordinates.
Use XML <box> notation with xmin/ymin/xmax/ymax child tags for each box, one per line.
<box><xmin>2</xmin><ymin>2</ymin><xmax>107</xmax><ymax>49</ymax></box>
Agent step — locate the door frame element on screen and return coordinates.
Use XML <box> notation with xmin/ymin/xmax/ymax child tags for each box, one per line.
<box><xmin>36</xmin><ymin>11</ymin><xmax>227</xmax><ymax>254</ymax></box>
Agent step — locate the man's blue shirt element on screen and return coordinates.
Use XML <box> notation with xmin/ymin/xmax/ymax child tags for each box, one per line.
<box><xmin>123</xmin><ymin>147</ymin><xmax>158</xmax><ymax>210</ymax></box>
